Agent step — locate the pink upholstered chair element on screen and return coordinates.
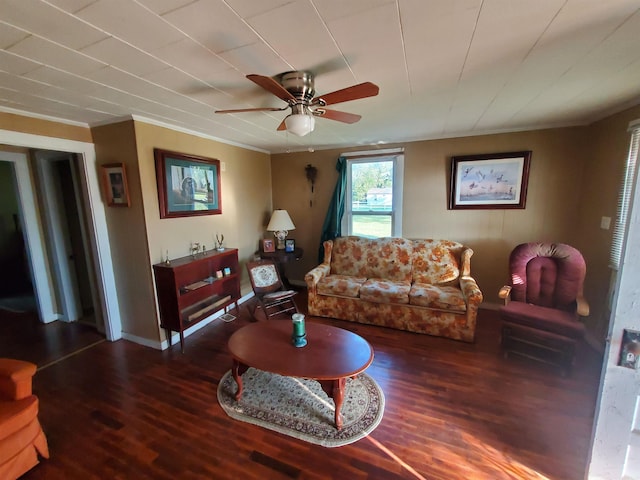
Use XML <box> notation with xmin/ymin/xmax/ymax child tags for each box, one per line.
<box><xmin>499</xmin><ymin>243</ymin><xmax>589</xmax><ymax>375</ymax></box>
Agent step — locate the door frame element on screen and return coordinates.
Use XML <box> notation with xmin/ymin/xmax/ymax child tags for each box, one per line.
<box><xmin>34</xmin><ymin>151</ymin><xmax>82</xmax><ymax>322</ymax></box>
<box><xmin>0</xmin><ymin>129</ymin><xmax>121</xmax><ymax>341</ymax></box>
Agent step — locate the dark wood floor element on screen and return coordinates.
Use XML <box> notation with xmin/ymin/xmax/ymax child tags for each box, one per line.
<box><xmin>0</xmin><ymin>308</ymin><xmax>105</xmax><ymax>368</ymax></box>
<box><xmin>18</xmin><ymin>297</ymin><xmax>602</xmax><ymax>480</ymax></box>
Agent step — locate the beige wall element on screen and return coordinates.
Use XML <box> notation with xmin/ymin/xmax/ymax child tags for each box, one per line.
<box><xmin>0</xmin><ymin>111</ymin><xmax>92</xmax><ymax>143</ymax></box>
<box><xmin>132</xmin><ymin>121</ymin><xmax>272</xmax><ymax>342</ymax></box>
<box><xmin>92</xmin><ymin>121</ymin><xmax>154</xmax><ymax>340</ymax></box>
<box><xmin>272</xmin><ymin>127</ymin><xmax>590</xmax><ymax>302</ymax></box>
<box><xmin>576</xmin><ymin>104</ymin><xmax>640</xmax><ymax>341</ymax></box>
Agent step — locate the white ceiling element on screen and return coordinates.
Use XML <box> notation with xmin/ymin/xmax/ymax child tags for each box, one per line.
<box><xmin>1</xmin><ymin>0</ymin><xmax>639</xmax><ymax>154</ymax></box>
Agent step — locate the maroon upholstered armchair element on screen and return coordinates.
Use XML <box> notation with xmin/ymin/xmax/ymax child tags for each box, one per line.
<box><xmin>499</xmin><ymin>243</ymin><xmax>589</xmax><ymax>374</ymax></box>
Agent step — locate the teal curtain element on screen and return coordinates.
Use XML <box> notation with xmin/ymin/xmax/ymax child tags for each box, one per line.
<box><xmin>318</xmin><ymin>157</ymin><xmax>347</xmax><ymax>262</ymax></box>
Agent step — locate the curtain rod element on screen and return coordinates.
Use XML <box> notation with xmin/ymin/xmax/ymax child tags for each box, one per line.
<box><xmin>340</xmin><ymin>147</ymin><xmax>404</xmax><ymax>159</ymax></box>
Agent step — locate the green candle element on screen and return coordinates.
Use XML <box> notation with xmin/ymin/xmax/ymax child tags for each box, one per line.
<box><xmin>292</xmin><ymin>314</ymin><xmax>305</xmax><ymax>337</ymax></box>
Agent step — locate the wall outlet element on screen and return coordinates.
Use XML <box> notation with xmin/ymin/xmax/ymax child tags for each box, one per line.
<box><xmin>600</xmin><ymin>216</ymin><xmax>611</xmax><ymax>230</ymax></box>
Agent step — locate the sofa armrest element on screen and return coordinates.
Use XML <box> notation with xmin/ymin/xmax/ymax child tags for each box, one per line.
<box><xmin>499</xmin><ymin>285</ymin><xmax>512</xmax><ymax>305</ymax></box>
<box><xmin>577</xmin><ymin>295</ymin><xmax>590</xmax><ymax>317</ymax></box>
<box><xmin>460</xmin><ymin>248</ymin><xmax>474</xmax><ymax>277</ymax></box>
<box><xmin>0</xmin><ymin>358</ymin><xmax>37</xmax><ymax>401</ymax></box>
<box><xmin>305</xmin><ymin>264</ymin><xmax>330</xmax><ymax>292</ymax></box>
<box><xmin>460</xmin><ymin>276</ymin><xmax>483</xmax><ymax>307</ymax></box>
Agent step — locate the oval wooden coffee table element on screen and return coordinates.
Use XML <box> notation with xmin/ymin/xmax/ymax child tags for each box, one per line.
<box><xmin>227</xmin><ymin>321</ymin><xmax>374</xmax><ymax>430</ymax></box>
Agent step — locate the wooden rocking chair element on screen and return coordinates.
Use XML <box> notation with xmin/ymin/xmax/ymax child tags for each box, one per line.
<box><xmin>246</xmin><ymin>260</ymin><xmax>298</xmax><ymax>320</ymax></box>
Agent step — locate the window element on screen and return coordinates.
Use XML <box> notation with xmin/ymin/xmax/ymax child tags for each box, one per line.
<box><xmin>342</xmin><ymin>149</ymin><xmax>404</xmax><ymax>238</ymax></box>
<box><xmin>610</xmin><ymin>120</ymin><xmax>640</xmax><ymax>270</ymax></box>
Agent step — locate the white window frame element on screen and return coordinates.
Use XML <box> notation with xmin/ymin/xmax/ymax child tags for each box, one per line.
<box><xmin>342</xmin><ymin>148</ymin><xmax>404</xmax><ymax>238</ymax></box>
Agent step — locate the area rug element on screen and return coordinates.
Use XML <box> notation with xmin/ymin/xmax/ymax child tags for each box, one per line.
<box><xmin>217</xmin><ymin>368</ymin><xmax>384</xmax><ymax>447</ymax></box>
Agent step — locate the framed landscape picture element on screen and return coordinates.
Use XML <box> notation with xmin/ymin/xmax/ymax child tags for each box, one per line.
<box><xmin>154</xmin><ymin>148</ymin><xmax>221</xmax><ymax>218</ymax></box>
<box><xmin>449</xmin><ymin>151</ymin><xmax>532</xmax><ymax>210</ymax></box>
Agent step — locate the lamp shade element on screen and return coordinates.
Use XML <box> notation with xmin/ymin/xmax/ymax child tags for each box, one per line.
<box><xmin>267</xmin><ymin>210</ymin><xmax>295</xmax><ymax>231</ymax></box>
<box><xmin>284</xmin><ymin>113</ymin><xmax>315</xmax><ymax>136</ymax></box>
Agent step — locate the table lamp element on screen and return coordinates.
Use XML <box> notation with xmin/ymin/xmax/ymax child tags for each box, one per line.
<box><xmin>267</xmin><ymin>209</ymin><xmax>295</xmax><ymax>250</ymax></box>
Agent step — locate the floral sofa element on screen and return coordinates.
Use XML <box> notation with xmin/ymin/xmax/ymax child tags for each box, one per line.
<box><xmin>305</xmin><ymin>236</ymin><xmax>483</xmax><ymax>342</ymax></box>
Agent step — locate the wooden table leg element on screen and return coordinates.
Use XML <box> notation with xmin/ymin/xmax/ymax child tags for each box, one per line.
<box><xmin>319</xmin><ymin>377</ymin><xmax>346</xmax><ymax>430</ymax></box>
<box><xmin>232</xmin><ymin>359</ymin><xmax>248</xmax><ymax>401</ymax></box>
<box><xmin>332</xmin><ymin>378</ymin><xmax>346</xmax><ymax>430</ymax></box>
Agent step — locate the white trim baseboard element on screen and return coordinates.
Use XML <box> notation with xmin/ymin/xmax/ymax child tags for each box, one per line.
<box><xmin>122</xmin><ymin>292</ymin><xmax>254</xmax><ymax>350</ymax></box>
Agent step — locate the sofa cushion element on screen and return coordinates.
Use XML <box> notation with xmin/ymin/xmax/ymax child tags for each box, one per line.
<box><xmin>330</xmin><ymin>236</ymin><xmax>413</xmax><ymax>282</ymax></box>
<box><xmin>330</xmin><ymin>236</ymin><xmax>371</xmax><ymax>277</ymax></box>
<box><xmin>409</xmin><ymin>283</ymin><xmax>466</xmax><ymax>311</ymax></box>
<box><xmin>365</xmin><ymin>237</ymin><xmax>413</xmax><ymax>282</ymax></box>
<box><xmin>317</xmin><ymin>274</ymin><xmax>366</xmax><ymax>298</ymax></box>
<box><xmin>360</xmin><ymin>279</ymin><xmax>410</xmax><ymax>304</ymax></box>
<box><xmin>411</xmin><ymin>239</ymin><xmax>461</xmax><ymax>285</ymax></box>
<box><xmin>500</xmin><ymin>301</ymin><xmax>584</xmax><ymax>339</ymax></box>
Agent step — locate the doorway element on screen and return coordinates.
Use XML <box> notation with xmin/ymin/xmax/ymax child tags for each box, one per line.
<box><xmin>0</xmin><ymin>135</ymin><xmax>120</xmax><ymax>366</ymax></box>
<box><xmin>0</xmin><ymin>153</ymin><xmax>105</xmax><ymax>366</ymax></box>
<box><xmin>0</xmin><ymin>161</ymin><xmax>34</xmax><ymax>313</ymax></box>
<box><xmin>33</xmin><ymin>150</ymin><xmax>104</xmax><ymax>332</ymax></box>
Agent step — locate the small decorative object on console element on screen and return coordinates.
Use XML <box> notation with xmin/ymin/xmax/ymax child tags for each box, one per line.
<box><xmin>285</xmin><ymin>238</ymin><xmax>295</xmax><ymax>252</ymax></box>
<box><xmin>216</xmin><ymin>233</ymin><xmax>225</xmax><ymax>251</ymax></box>
<box><xmin>262</xmin><ymin>238</ymin><xmax>275</xmax><ymax>253</ymax></box>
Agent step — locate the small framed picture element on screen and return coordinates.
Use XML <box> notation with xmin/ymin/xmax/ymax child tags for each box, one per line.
<box><xmin>262</xmin><ymin>238</ymin><xmax>275</xmax><ymax>253</ymax></box>
<box><xmin>285</xmin><ymin>238</ymin><xmax>295</xmax><ymax>253</ymax></box>
<box><xmin>216</xmin><ymin>270</ymin><xmax>223</xmax><ymax>278</ymax></box>
<box><xmin>101</xmin><ymin>163</ymin><xmax>130</xmax><ymax>207</ymax></box>
<box><xmin>223</xmin><ymin>267</ymin><xmax>231</xmax><ymax>276</ymax></box>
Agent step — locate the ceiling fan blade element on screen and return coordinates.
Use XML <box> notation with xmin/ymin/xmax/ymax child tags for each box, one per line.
<box><xmin>312</xmin><ymin>82</ymin><xmax>379</xmax><ymax>106</ymax></box>
<box><xmin>277</xmin><ymin>119</ymin><xmax>287</xmax><ymax>131</ymax></box>
<box><xmin>247</xmin><ymin>74</ymin><xmax>296</xmax><ymax>102</ymax></box>
<box><xmin>315</xmin><ymin>109</ymin><xmax>361</xmax><ymax>124</ymax></box>
<box><xmin>215</xmin><ymin>107</ymin><xmax>286</xmax><ymax>114</ymax></box>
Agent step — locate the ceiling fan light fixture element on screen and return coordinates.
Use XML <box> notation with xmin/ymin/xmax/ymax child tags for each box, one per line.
<box><xmin>284</xmin><ymin>113</ymin><xmax>315</xmax><ymax>136</ymax></box>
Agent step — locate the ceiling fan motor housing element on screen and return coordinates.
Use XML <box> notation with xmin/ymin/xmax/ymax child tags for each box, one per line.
<box><xmin>280</xmin><ymin>71</ymin><xmax>315</xmax><ymax>102</ymax></box>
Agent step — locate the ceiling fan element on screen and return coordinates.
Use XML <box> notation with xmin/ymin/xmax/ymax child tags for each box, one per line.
<box><xmin>215</xmin><ymin>71</ymin><xmax>379</xmax><ymax>136</ymax></box>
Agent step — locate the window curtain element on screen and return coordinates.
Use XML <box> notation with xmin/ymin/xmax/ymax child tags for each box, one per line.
<box><xmin>318</xmin><ymin>156</ymin><xmax>347</xmax><ymax>262</ymax></box>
